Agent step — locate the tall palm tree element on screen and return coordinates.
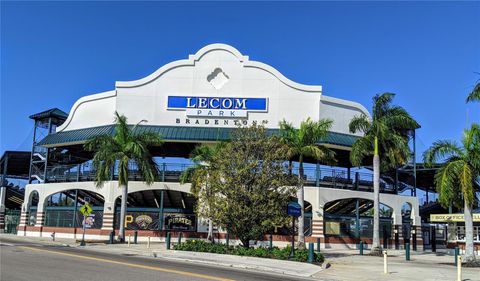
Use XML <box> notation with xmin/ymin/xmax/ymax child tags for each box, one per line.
<box><xmin>84</xmin><ymin>112</ymin><xmax>163</xmax><ymax>242</ymax></box>
<box><xmin>349</xmin><ymin>93</ymin><xmax>419</xmax><ymax>255</ymax></box>
<box><xmin>279</xmin><ymin>118</ymin><xmax>336</xmax><ymax>249</ymax></box>
<box><xmin>423</xmin><ymin>123</ymin><xmax>480</xmax><ymax>264</ymax></box>
<box><xmin>180</xmin><ymin>143</ymin><xmax>224</xmax><ymax>242</ymax></box>
<box><xmin>466</xmin><ymin>81</ymin><xmax>480</xmax><ymax>103</ymax></box>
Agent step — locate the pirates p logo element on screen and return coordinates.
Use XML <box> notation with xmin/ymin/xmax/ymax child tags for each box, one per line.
<box><xmin>135</xmin><ymin>215</ymin><xmax>153</xmax><ymax>229</ymax></box>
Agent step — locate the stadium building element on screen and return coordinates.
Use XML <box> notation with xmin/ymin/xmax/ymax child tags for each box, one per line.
<box><xmin>1</xmin><ymin>44</ymin><xmax>432</xmax><ymax>249</ymax></box>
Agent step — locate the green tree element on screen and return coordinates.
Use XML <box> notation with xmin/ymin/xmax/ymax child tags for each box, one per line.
<box><xmin>423</xmin><ymin>123</ymin><xmax>480</xmax><ymax>265</ymax></box>
<box><xmin>84</xmin><ymin>112</ymin><xmax>163</xmax><ymax>241</ymax></box>
<box><xmin>279</xmin><ymin>118</ymin><xmax>335</xmax><ymax>249</ymax></box>
<box><xmin>201</xmin><ymin>125</ymin><xmax>296</xmax><ymax>248</ymax></box>
<box><xmin>349</xmin><ymin>93</ymin><xmax>419</xmax><ymax>255</ymax></box>
<box><xmin>466</xmin><ymin>81</ymin><xmax>480</xmax><ymax>103</ymax></box>
<box><xmin>180</xmin><ymin>143</ymin><xmax>224</xmax><ymax>242</ymax></box>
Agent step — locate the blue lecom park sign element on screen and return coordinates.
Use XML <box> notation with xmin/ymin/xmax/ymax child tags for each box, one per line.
<box><xmin>287</xmin><ymin>201</ymin><xmax>302</xmax><ymax>217</ymax></box>
<box><xmin>167</xmin><ymin>96</ymin><xmax>268</xmax><ymax>118</ymax></box>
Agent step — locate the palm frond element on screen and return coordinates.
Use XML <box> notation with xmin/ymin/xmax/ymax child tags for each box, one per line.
<box><xmin>349</xmin><ymin>114</ymin><xmax>371</xmax><ymax>134</ymax></box>
<box><xmin>423</xmin><ymin>140</ymin><xmax>464</xmax><ymax>166</ymax></box>
<box><xmin>373</xmin><ymin>93</ymin><xmax>395</xmax><ymax>119</ymax></box>
<box><xmin>434</xmin><ymin>159</ymin><xmax>463</xmax><ymax>208</ymax></box>
<box><xmin>350</xmin><ymin>135</ymin><xmax>374</xmax><ymax>167</ymax></box>
<box><xmin>466</xmin><ymin>81</ymin><xmax>480</xmax><ymax>103</ymax></box>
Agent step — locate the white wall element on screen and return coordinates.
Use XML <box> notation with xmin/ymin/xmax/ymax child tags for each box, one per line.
<box><xmin>57</xmin><ymin>44</ymin><xmax>370</xmax><ymax>133</ymax></box>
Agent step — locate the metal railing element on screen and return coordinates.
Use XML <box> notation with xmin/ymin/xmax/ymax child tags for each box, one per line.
<box><xmin>45</xmin><ymin>162</ymin><xmax>396</xmax><ymax>194</ymax></box>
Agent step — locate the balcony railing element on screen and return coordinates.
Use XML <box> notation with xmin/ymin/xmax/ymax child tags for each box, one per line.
<box><xmin>45</xmin><ymin>163</ymin><xmax>397</xmax><ymax>194</ymax></box>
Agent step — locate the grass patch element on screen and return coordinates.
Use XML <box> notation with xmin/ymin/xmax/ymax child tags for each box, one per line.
<box><xmin>173</xmin><ymin>240</ymin><xmax>324</xmax><ymax>264</ymax></box>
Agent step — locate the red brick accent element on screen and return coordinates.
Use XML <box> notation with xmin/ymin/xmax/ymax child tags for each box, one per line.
<box><xmin>311</xmin><ymin>219</ymin><xmax>324</xmax><ymax>237</ymax></box>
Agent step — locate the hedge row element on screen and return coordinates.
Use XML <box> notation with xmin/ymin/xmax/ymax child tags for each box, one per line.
<box><xmin>173</xmin><ymin>240</ymin><xmax>324</xmax><ymax>263</ymax></box>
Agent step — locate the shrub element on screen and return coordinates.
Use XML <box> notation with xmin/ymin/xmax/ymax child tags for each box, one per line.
<box><xmin>173</xmin><ymin>240</ymin><xmax>325</xmax><ymax>264</ymax></box>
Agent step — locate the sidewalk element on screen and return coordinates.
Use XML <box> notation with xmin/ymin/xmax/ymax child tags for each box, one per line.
<box><xmin>3</xmin><ymin>234</ymin><xmax>479</xmax><ymax>280</ymax></box>
<box><xmin>0</xmin><ymin>234</ymin><xmax>322</xmax><ymax>278</ymax></box>
<box><xmin>317</xmin><ymin>248</ymin><xmax>480</xmax><ymax>281</ymax></box>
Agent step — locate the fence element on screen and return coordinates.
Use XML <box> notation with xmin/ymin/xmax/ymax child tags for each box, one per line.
<box><xmin>45</xmin><ymin>162</ymin><xmax>397</xmax><ymax>193</ymax></box>
<box><xmin>324</xmin><ymin>215</ymin><xmax>393</xmax><ymax>239</ymax></box>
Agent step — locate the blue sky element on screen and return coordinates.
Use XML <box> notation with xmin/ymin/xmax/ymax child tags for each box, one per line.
<box><xmin>1</xmin><ymin>1</ymin><xmax>479</xmax><ymax>160</ymax></box>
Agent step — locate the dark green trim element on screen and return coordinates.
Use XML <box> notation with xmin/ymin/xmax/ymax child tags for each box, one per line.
<box><xmin>38</xmin><ymin>125</ymin><xmax>359</xmax><ymax>148</ymax></box>
<box><xmin>29</xmin><ymin>108</ymin><xmax>68</xmax><ymax>120</ymax></box>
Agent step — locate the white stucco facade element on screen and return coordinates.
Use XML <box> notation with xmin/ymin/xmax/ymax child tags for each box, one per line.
<box><xmin>57</xmin><ymin>44</ymin><xmax>369</xmax><ymax>137</ymax></box>
<box><xmin>17</xmin><ymin>44</ymin><xmax>422</xmax><ymax>249</ymax></box>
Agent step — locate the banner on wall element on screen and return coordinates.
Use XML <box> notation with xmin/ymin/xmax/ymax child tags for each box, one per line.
<box><xmin>164</xmin><ymin>214</ymin><xmax>196</xmax><ymax>231</ymax></box>
<box><xmin>118</xmin><ymin>212</ymin><xmax>196</xmax><ymax>231</ymax></box>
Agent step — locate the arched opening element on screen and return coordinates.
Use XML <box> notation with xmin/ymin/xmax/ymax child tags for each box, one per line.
<box><xmin>44</xmin><ymin>189</ymin><xmax>104</xmax><ymax>228</ymax></box>
<box><xmin>113</xmin><ymin>190</ymin><xmax>196</xmax><ymax>231</ymax></box>
<box><xmin>27</xmin><ymin>191</ymin><xmax>39</xmax><ymax>226</ymax></box>
<box><xmin>323</xmin><ymin>198</ymin><xmax>393</xmax><ymax>239</ymax></box>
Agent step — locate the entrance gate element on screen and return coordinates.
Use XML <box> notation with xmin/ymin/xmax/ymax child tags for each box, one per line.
<box><xmin>5</xmin><ymin>210</ymin><xmax>20</xmax><ymax>234</ymax></box>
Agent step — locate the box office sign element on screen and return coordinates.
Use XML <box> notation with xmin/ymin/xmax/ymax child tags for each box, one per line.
<box><xmin>430</xmin><ymin>213</ymin><xmax>480</xmax><ymax>222</ymax></box>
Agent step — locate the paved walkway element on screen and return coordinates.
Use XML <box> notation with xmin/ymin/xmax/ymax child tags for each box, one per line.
<box><xmin>317</xmin><ymin>248</ymin><xmax>480</xmax><ymax>281</ymax></box>
<box><xmin>2</xmin><ymin>234</ymin><xmax>479</xmax><ymax>280</ymax></box>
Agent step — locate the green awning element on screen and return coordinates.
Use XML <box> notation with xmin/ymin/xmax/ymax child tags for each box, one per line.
<box><xmin>29</xmin><ymin>108</ymin><xmax>68</xmax><ymax>120</ymax></box>
<box><xmin>38</xmin><ymin>125</ymin><xmax>359</xmax><ymax>148</ymax></box>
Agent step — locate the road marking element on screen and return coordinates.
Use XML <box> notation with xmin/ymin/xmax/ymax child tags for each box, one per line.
<box><xmin>20</xmin><ymin>246</ymin><xmax>235</xmax><ymax>281</ymax></box>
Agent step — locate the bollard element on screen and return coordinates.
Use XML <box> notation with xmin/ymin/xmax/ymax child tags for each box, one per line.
<box><xmin>109</xmin><ymin>231</ymin><xmax>114</xmax><ymax>244</ymax></box>
<box><xmin>147</xmin><ymin>236</ymin><xmax>151</xmax><ymax>249</ymax></box>
<box><xmin>178</xmin><ymin>232</ymin><xmax>183</xmax><ymax>245</ymax></box>
<box><xmin>316</xmin><ymin>237</ymin><xmax>321</xmax><ymax>253</ymax></box>
<box><xmin>134</xmin><ymin>230</ymin><xmax>138</xmax><ymax>244</ymax></box>
<box><xmin>359</xmin><ymin>241</ymin><xmax>364</xmax><ymax>255</ymax></box>
<box><xmin>269</xmin><ymin>234</ymin><xmax>273</xmax><ymax>250</ymax></box>
<box><xmin>457</xmin><ymin>256</ymin><xmax>462</xmax><ymax>281</ymax></box>
<box><xmin>383</xmin><ymin>251</ymin><xmax>388</xmax><ymax>274</ymax></box>
<box><xmin>454</xmin><ymin>247</ymin><xmax>459</xmax><ymax>266</ymax></box>
<box><xmin>166</xmin><ymin>232</ymin><xmax>171</xmax><ymax>250</ymax></box>
<box><xmin>406</xmin><ymin>242</ymin><xmax>410</xmax><ymax>261</ymax></box>
<box><xmin>226</xmin><ymin>233</ymin><xmax>229</xmax><ymax>247</ymax></box>
<box><xmin>127</xmin><ymin>234</ymin><xmax>131</xmax><ymax>247</ymax></box>
<box><xmin>308</xmin><ymin>243</ymin><xmax>314</xmax><ymax>263</ymax></box>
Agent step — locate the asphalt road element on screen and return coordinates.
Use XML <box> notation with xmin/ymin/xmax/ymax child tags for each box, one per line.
<box><xmin>0</xmin><ymin>237</ymin><xmax>313</xmax><ymax>281</ymax></box>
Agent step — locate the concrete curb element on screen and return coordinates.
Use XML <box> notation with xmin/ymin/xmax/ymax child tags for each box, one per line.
<box><xmin>152</xmin><ymin>250</ymin><xmax>323</xmax><ymax>277</ymax></box>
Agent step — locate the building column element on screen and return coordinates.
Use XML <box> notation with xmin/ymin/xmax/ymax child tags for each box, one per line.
<box><xmin>311</xmin><ymin>207</ymin><xmax>324</xmax><ymax>239</ymax></box>
<box><xmin>18</xmin><ymin>203</ymin><xmax>29</xmax><ymax>229</ymax></box>
<box><xmin>35</xmin><ymin>202</ymin><xmax>46</xmax><ymax>228</ymax></box>
<box><xmin>0</xmin><ymin>186</ymin><xmax>6</xmax><ymax>232</ymax></box>
<box><xmin>391</xmin><ymin>206</ymin><xmax>402</xmax><ymax>248</ymax></box>
<box><xmin>101</xmin><ymin>202</ymin><xmax>115</xmax><ymax>232</ymax></box>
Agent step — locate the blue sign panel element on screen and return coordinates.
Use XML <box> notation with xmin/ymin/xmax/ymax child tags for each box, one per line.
<box><xmin>287</xmin><ymin>202</ymin><xmax>302</xmax><ymax>217</ymax></box>
<box><xmin>167</xmin><ymin>96</ymin><xmax>268</xmax><ymax>111</ymax></box>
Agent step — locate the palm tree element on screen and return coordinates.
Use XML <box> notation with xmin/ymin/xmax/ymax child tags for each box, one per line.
<box><xmin>423</xmin><ymin>123</ymin><xmax>480</xmax><ymax>265</ymax></box>
<box><xmin>279</xmin><ymin>118</ymin><xmax>336</xmax><ymax>249</ymax></box>
<box><xmin>349</xmin><ymin>93</ymin><xmax>419</xmax><ymax>255</ymax></box>
<box><xmin>84</xmin><ymin>112</ymin><xmax>163</xmax><ymax>242</ymax></box>
<box><xmin>466</xmin><ymin>81</ymin><xmax>480</xmax><ymax>103</ymax></box>
<box><xmin>180</xmin><ymin>143</ymin><xmax>224</xmax><ymax>242</ymax></box>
